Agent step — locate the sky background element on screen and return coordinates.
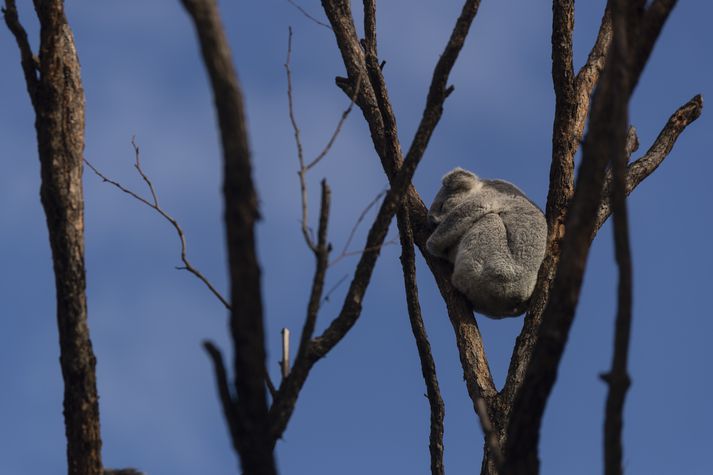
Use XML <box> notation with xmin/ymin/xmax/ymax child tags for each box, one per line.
<box><xmin>1</xmin><ymin>1</ymin><xmax>711</xmax><ymax>474</ymax></box>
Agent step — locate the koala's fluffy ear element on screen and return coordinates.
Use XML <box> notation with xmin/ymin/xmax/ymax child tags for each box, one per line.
<box><xmin>442</xmin><ymin>167</ymin><xmax>478</xmax><ymax>191</ymax></box>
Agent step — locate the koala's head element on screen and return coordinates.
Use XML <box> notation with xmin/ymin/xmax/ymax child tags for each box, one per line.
<box><xmin>428</xmin><ymin>167</ymin><xmax>482</xmax><ymax>225</ymax></box>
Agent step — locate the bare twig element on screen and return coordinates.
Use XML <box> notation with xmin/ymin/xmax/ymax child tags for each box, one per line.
<box><xmin>287</xmin><ymin>0</ymin><xmax>332</xmax><ymax>30</ymax></box>
<box><xmin>397</xmin><ymin>207</ymin><xmax>445</xmax><ymax>475</ymax></box>
<box><xmin>84</xmin><ymin>145</ymin><xmax>230</xmax><ymax>310</ymax></box>
<box><xmin>285</xmin><ymin>27</ymin><xmax>362</xmax><ymax>249</ymax></box>
<box><xmin>329</xmin><ymin>189</ymin><xmax>387</xmax><ymax>266</ymax></box>
<box><xmin>321</xmin><ymin>274</ymin><xmax>349</xmax><ymax>304</ymax></box>
<box><xmin>329</xmin><ymin>239</ymin><xmax>398</xmax><ymax>267</ymax></box>
<box><xmin>269</xmin><ymin>122</ymin><xmax>432</xmax><ymax>445</ymax></box>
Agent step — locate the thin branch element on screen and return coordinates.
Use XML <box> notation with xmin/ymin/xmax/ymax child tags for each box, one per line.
<box><xmin>595</xmin><ymin>95</ymin><xmax>702</xmax><ymax>231</ymax></box>
<box><xmin>397</xmin><ymin>207</ymin><xmax>445</xmax><ymax>475</ymax></box>
<box><xmin>297</xmin><ymin>181</ymin><xmax>331</xmax><ymax>357</ymax></box>
<box><xmin>203</xmin><ymin>341</ymin><xmax>241</xmax><ymax>454</ymax></box>
<box><xmin>305</xmin><ymin>72</ymin><xmax>362</xmax><ymax>171</ymax></box>
<box><xmin>285</xmin><ymin>27</ymin><xmax>361</xmax><ymax>249</ymax></box>
<box><xmin>362</xmin><ymin>0</ymin><xmax>377</xmax><ymax>56</ymax></box>
<box><xmin>321</xmin><ymin>274</ymin><xmax>349</xmax><ymax>303</ymax></box>
<box><xmin>601</xmin><ymin>60</ymin><xmax>634</xmax><ymax>475</ymax></box>
<box><xmin>269</xmin><ymin>124</ymin><xmax>431</xmax><ymax>445</ymax></box>
<box><xmin>329</xmin><ymin>239</ymin><xmax>398</xmax><ymax>267</ymax></box>
<box><xmin>285</xmin><ymin>27</ymin><xmax>314</xmax><ymax>249</ymax></box>
<box><xmin>2</xmin><ymin>0</ymin><xmax>39</xmax><ymax>108</ymax></box>
<box><xmin>330</xmin><ymin>188</ymin><xmax>387</xmax><ymax>266</ymax></box>
<box><xmin>84</xmin><ymin>149</ymin><xmax>230</xmax><ymax>310</ymax></box>
<box><xmin>287</xmin><ymin>0</ymin><xmax>332</xmax><ymax>30</ymax></box>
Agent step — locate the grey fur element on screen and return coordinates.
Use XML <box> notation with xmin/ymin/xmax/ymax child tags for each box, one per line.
<box><xmin>427</xmin><ymin>167</ymin><xmax>547</xmax><ymax>318</ymax></box>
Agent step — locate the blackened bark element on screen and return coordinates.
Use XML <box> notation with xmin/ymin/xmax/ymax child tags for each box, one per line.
<box><xmin>3</xmin><ymin>1</ymin><xmax>103</xmax><ymax>473</ymax></box>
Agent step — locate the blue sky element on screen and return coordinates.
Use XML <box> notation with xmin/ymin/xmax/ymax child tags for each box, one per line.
<box><xmin>1</xmin><ymin>1</ymin><xmax>711</xmax><ymax>474</ymax></box>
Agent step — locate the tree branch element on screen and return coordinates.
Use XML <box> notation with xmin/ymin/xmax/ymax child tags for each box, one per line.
<box><xmin>2</xmin><ymin>0</ymin><xmax>38</xmax><ymax>108</ymax></box>
<box><xmin>601</xmin><ymin>54</ymin><xmax>635</xmax><ymax>475</ymax></box>
<box><xmin>203</xmin><ymin>341</ymin><xmax>241</xmax><ymax>454</ymax></box>
<box><xmin>180</xmin><ymin>0</ymin><xmax>275</xmax><ymax>473</ymax></box>
<box><xmin>84</xmin><ymin>143</ymin><xmax>230</xmax><ymax>310</ymax></box>
<box><xmin>397</xmin><ymin>207</ymin><xmax>445</xmax><ymax>475</ymax></box>
<box><xmin>595</xmin><ymin>95</ymin><xmax>702</xmax><ymax>230</ymax></box>
<box><xmin>326</xmin><ymin>0</ymin><xmax>499</xmax><ymax>441</ymax></box>
<box><xmin>269</xmin><ymin>128</ymin><xmax>431</xmax><ymax>444</ymax></box>
<box><xmin>503</xmin><ymin>1</ymin><xmax>639</xmax><ymax>471</ymax></box>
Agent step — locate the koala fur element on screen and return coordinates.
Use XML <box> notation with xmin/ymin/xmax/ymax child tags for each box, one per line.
<box><xmin>426</xmin><ymin>167</ymin><xmax>547</xmax><ymax>318</ymax></box>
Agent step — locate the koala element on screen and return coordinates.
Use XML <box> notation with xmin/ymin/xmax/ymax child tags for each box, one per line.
<box><xmin>426</xmin><ymin>167</ymin><xmax>547</xmax><ymax>318</ymax></box>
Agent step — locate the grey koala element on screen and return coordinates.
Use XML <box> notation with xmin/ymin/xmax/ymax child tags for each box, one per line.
<box><xmin>426</xmin><ymin>167</ymin><xmax>547</xmax><ymax>318</ymax></box>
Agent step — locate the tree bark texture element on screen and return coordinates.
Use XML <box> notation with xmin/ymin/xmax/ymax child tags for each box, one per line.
<box><xmin>3</xmin><ymin>1</ymin><xmax>103</xmax><ymax>473</ymax></box>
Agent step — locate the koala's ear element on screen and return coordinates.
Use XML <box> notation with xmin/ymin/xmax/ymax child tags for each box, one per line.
<box><xmin>442</xmin><ymin>167</ymin><xmax>478</xmax><ymax>190</ymax></box>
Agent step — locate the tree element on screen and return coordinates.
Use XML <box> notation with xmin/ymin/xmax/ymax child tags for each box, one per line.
<box><xmin>1</xmin><ymin>1</ymin><xmax>708</xmax><ymax>474</ymax></box>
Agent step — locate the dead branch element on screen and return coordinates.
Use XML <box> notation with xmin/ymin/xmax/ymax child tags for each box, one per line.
<box><xmin>269</xmin><ymin>126</ymin><xmax>431</xmax><ymax>445</ymax></box>
<box><xmin>180</xmin><ymin>0</ymin><xmax>276</xmax><ymax>473</ymax></box>
<box><xmin>330</xmin><ymin>189</ymin><xmax>387</xmax><ymax>267</ymax></box>
<box><xmin>287</xmin><ymin>0</ymin><xmax>332</xmax><ymax>30</ymax></box>
<box><xmin>2</xmin><ymin>1</ymin><xmax>38</xmax><ymax>108</ymax></box>
<box><xmin>4</xmin><ymin>1</ymin><xmax>104</xmax><ymax>472</ymax></box>
<box><xmin>285</xmin><ymin>27</ymin><xmax>361</xmax><ymax>250</ymax></box>
<box><xmin>498</xmin><ymin>3</ymin><xmax>614</xmax><ymax>428</ymax></box>
<box><xmin>601</xmin><ymin>46</ymin><xmax>635</xmax><ymax>475</ymax></box>
<box><xmin>84</xmin><ymin>142</ymin><xmax>230</xmax><ymax>310</ymax></box>
<box><xmin>397</xmin><ymin>206</ymin><xmax>446</xmax><ymax>475</ymax></box>
<box><xmin>503</xmin><ymin>1</ymin><xmax>689</xmax><ymax>472</ymax></box>
<box><xmin>596</xmin><ymin>95</ymin><xmax>703</xmax><ymax>230</ymax></box>
<box><xmin>296</xmin><ymin>180</ymin><xmax>331</xmax><ymax>360</ymax></box>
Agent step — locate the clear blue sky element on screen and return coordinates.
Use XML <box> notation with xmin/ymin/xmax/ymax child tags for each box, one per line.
<box><xmin>1</xmin><ymin>1</ymin><xmax>711</xmax><ymax>474</ymax></box>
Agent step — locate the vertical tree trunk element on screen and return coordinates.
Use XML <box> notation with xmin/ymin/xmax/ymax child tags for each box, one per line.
<box><xmin>4</xmin><ymin>1</ymin><xmax>104</xmax><ymax>473</ymax></box>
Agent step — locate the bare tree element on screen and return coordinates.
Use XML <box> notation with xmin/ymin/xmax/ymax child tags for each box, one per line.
<box><xmin>3</xmin><ymin>1</ymin><xmax>702</xmax><ymax>474</ymax></box>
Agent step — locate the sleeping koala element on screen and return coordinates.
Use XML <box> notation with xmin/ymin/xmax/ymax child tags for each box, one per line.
<box><xmin>427</xmin><ymin>167</ymin><xmax>547</xmax><ymax>318</ymax></box>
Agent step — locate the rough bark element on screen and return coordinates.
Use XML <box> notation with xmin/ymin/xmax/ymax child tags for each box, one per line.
<box><xmin>3</xmin><ymin>1</ymin><xmax>103</xmax><ymax>473</ymax></box>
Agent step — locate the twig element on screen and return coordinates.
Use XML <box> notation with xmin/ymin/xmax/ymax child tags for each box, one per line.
<box><xmin>321</xmin><ymin>274</ymin><xmax>349</xmax><ymax>304</ymax></box>
<box><xmin>286</xmin><ymin>0</ymin><xmax>332</xmax><ymax>30</ymax></box>
<box><xmin>269</xmin><ymin>118</ymin><xmax>432</xmax><ymax>445</ymax></box>
<box><xmin>285</xmin><ymin>27</ymin><xmax>362</xmax><ymax>249</ymax></box>
<box><xmin>329</xmin><ymin>239</ymin><xmax>398</xmax><ymax>268</ymax></box>
<box><xmin>84</xmin><ymin>144</ymin><xmax>230</xmax><ymax>310</ymax></box>
<box><xmin>329</xmin><ymin>189</ymin><xmax>387</xmax><ymax>266</ymax></box>
<box><xmin>397</xmin><ymin>207</ymin><xmax>445</xmax><ymax>475</ymax></box>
